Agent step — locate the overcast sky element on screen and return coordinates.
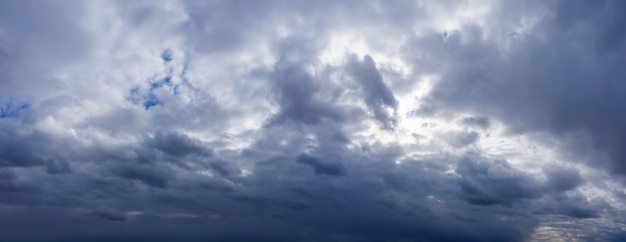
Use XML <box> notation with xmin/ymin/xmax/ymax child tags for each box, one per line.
<box><xmin>1</xmin><ymin>1</ymin><xmax>626</xmax><ymax>241</ymax></box>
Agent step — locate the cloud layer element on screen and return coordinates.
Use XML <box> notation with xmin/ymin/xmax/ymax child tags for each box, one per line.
<box><xmin>1</xmin><ymin>1</ymin><xmax>626</xmax><ymax>241</ymax></box>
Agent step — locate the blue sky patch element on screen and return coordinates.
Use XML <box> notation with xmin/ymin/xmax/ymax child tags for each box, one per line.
<box><xmin>0</xmin><ymin>102</ymin><xmax>28</xmax><ymax>118</ymax></box>
<box><xmin>143</xmin><ymin>98</ymin><xmax>161</xmax><ymax>110</ymax></box>
<box><xmin>161</xmin><ymin>49</ymin><xmax>173</xmax><ymax>63</ymax></box>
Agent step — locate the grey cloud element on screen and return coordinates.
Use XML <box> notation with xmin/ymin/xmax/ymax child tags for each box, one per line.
<box><xmin>0</xmin><ymin>127</ymin><xmax>82</xmax><ymax>170</ymax></box>
<box><xmin>246</xmin><ymin>152</ymin><xmax>546</xmax><ymax>241</ymax></box>
<box><xmin>45</xmin><ymin>159</ymin><xmax>72</xmax><ymax>175</ymax></box>
<box><xmin>461</xmin><ymin>116</ymin><xmax>491</xmax><ymax>129</ymax></box>
<box><xmin>0</xmin><ymin>1</ymin><xmax>92</xmax><ymax>103</ymax></box>
<box><xmin>269</xmin><ymin>59</ymin><xmax>349</xmax><ymax>125</ymax></box>
<box><xmin>93</xmin><ymin>206</ymin><xmax>126</xmax><ymax>221</ymax></box>
<box><xmin>456</xmin><ymin>158</ymin><xmax>544</xmax><ymax>206</ymax></box>
<box><xmin>453</xmin><ymin>157</ymin><xmax>585</xmax><ymax>212</ymax></box>
<box><xmin>555</xmin><ymin>0</ymin><xmax>626</xmax><ymax>54</ymax></box>
<box><xmin>113</xmin><ymin>164</ymin><xmax>171</xmax><ymax>188</ymax></box>
<box><xmin>149</xmin><ymin>132</ymin><xmax>211</xmax><ymax>158</ymax></box>
<box><xmin>0</xmin><ymin>145</ymin><xmax>45</xmax><ymax>167</ymax></box>
<box><xmin>295</xmin><ymin>153</ymin><xmax>347</xmax><ymax>176</ymax></box>
<box><xmin>231</xmin><ymin>192</ymin><xmax>309</xmax><ymax>212</ymax></box>
<box><xmin>208</xmin><ymin>160</ymin><xmax>240</xmax><ymax>177</ymax></box>
<box><xmin>0</xmin><ymin>170</ymin><xmax>19</xmax><ymax>192</ymax></box>
<box><xmin>347</xmin><ymin>55</ymin><xmax>399</xmax><ymax>129</ymax></box>
<box><xmin>440</xmin><ymin>130</ymin><xmax>480</xmax><ymax>148</ymax></box>
<box><xmin>0</xmin><ymin>131</ymin><xmax>47</xmax><ymax>167</ymax></box>
<box><xmin>559</xmin><ymin>206</ymin><xmax>599</xmax><ymax>219</ymax></box>
<box><xmin>0</xmin><ymin>0</ymin><xmax>625</xmax><ymax>241</ymax></box>
<box><xmin>540</xmin><ymin>192</ymin><xmax>606</xmax><ymax>219</ymax></box>
<box><xmin>414</xmin><ymin>0</ymin><xmax>626</xmax><ymax>176</ymax></box>
<box><xmin>543</xmin><ymin>165</ymin><xmax>584</xmax><ymax>192</ymax></box>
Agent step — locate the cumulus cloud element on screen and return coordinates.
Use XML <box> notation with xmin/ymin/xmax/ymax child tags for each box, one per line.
<box><xmin>1</xmin><ymin>0</ymin><xmax>626</xmax><ymax>241</ymax></box>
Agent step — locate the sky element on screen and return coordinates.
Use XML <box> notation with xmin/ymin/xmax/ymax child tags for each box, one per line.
<box><xmin>1</xmin><ymin>0</ymin><xmax>626</xmax><ymax>241</ymax></box>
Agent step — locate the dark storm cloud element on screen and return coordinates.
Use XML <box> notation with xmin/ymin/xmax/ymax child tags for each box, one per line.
<box><xmin>94</xmin><ymin>206</ymin><xmax>126</xmax><ymax>221</ymax></box>
<box><xmin>45</xmin><ymin>159</ymin><xmax>72</xmax><ymax>175</ymax></box>
<box><xmin>295</xmin><ymin>153</ymin><xmax>347</xmax><ymax>176</ymax></box>
<box><xmin>543</xmin><ymin>164</ymin><xmax>584</xmax><ymax>192</ymax></box>
<box><xmin>0</xmin><ymin>127</ymin><xmax>75</xmax><ymax>168</ymax></box>
<box><xmin>148</xmin><ymin>131</ymin><xmax>211</xmax><ymax>158</ymax></box>
<box><xmin>242</xmin><ymin>150</ymin><xmax>519</xmax><ymax>241</ymax></box>
<box><xmin>113</xmin><ymin>164</ymin><xmax>171</xmax><ymax>188</ymax></box>
<box><xmin>456</xmin><ymin>158</ymin><xmax>544</xmax><ymax>206</ymax></box>
<box><xmin>208</xmin><ymin>159</ymin><xmax>240</xmax><ymax>177</ymax></box>
<box><xmin>558</xmin><ymin>205</ymin><xmax>599</xmax><ymax>219</ymax></box>
<box><xmin>415</xmin><ymin>0</ymin><xmax>626</xmax><ymax>175</ymax></box>
<box><xmin>446</xmin><ymin>157</ymin><xmax>591</xmax><ymax>214</ymax></box>
<box><xmin>0</xmin><ymin>140</ymin><xmax>45</xmax><ymax>167</ymax></box>
<box><xmin>0</xmin><ymin>170</ymin><xmax>19</xmax><ymax>192</ymax></box>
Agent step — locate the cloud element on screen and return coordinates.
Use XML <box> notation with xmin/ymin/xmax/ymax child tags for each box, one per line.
<box><xmin>295</xmin><ymin>153</ymin><xmax>347</xmax><ymax>176</ymax></box>
<box><xmin>94</xmin><ymin>206</ymin><xmax>126</xmax><ymax>221</ymax></box>
<box><xmin>269</xmin><ymin>59</ymin><xmax>349</xmax><ymax>125</ymax></box>
<box><xmin>461</xmin><ymin>116</ymin><xmax>491</xmax><ymax>129</ymax></box>
<box><xmin>347</xmin><ymin>55</ymin><xmax>399</xmax><ymax>129</ymax></box>
<box><xmin>148</xmin><ymin>131</ymin><xmax>212</xmax><ymax>158</ymax></box>
<box><xmin>456</xmin><ymin>158</ymin><xmax>544</xmax><ymax>206</ymax></box>
<box><xmin>0</xmin><ymin>170</ymin><xmax>19</xmax><ymax>192</ymax></box>
<box><xmin>416</xmin><ymin>0</ymin><xmax>626</xmax><ymax>176</ymax></box>
<box><xmin>543</xmin><ymin>164</ymin><xmax>584</xmax><ymax>192</ymax></box>
<box><xmin>439</xmin><ymin>130</ymin><xmax>480</xmax><ymax>148</ymax></box>
<box><xmin>45</xmin><ymin>159</ymin><xmax>72</xmax><ymax>175</ymax></box>
<box><xmin>1</xmin><ymin>0</ymin><xmax>626</xmax><ymax>241</ymax></box>
<box><xmin>113</xmin><ymin>163</ymin><xmax>171</xmax><ymax>188</ymax></box>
